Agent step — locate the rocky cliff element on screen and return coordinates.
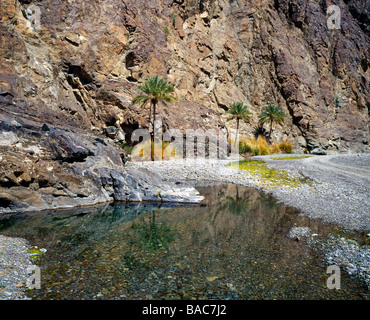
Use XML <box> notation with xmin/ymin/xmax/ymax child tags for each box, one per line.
<box><xmin>0</xmin><ymin>0</ymin><xmax>369</xmax><ymax>212</ymax></box>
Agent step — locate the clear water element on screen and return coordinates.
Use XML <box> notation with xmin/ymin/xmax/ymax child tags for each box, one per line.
<box><xmin>0</xmin><ymin>185</ymin><xmax>366</xmax><ymax>300</ymax></box>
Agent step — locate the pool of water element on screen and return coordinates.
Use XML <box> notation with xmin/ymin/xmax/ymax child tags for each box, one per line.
<box><xmin>0</xmin><ymin>184</ymin><xmax>366</xmax><ymax>300</ymax></box>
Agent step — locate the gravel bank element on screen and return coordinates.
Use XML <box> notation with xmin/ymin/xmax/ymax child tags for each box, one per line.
<box><xmin>253</xmin><ymin>154</ymin><xmax>370</xmax><ymax>232</ymax></box>
<box><xmin>129</xmin><ymin>154</ymin><xmax>370</xmax><ymax>288</ymax></box>
<box><xmin>129</xmin><ymin>154</ymin><xmax>370</xmax><ymax>232</ymax></box>
<box><xmin>0</xmin><ymin>235</ymin><xmax>32</xmax><ymax>300</ymax></box>
<box><xmin>0</xmin><ymin>154</ymin><xmax>368</xmax><ymax>299</ymax></box>
<box><xmin>288</xmin><ymin>227</ymin><xmax>370</xmax><ymax>287</ymax></box>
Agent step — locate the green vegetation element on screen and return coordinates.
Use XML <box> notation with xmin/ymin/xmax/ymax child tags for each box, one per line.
<box><xmin>277</xmin><ymin>140</ymin><xmax>293</xmax><ymax>154</ymax></box>
<box><xmin>334</xmin><ymin>93</ymin><xmax>344</xmax><ymax>108</ymax></box>
<box><xmin>131</xmin><ymin>212</ymin><xmax>174</xmax><ymax>252</ymax></box>
<box><xmin>28</xmin><ymin>247</ymin><xmax>45</xmax><ymax>264</ymax></box>
<box><xmin>231</xmin><ymin>103</ymin><xmax>290</xmax><ymax>157</ymax></box>
<box><xmin>239</xmin><ymin>136</ymin><xmax>270</xmax><ymax>155</ymax></box>
<box><xmin>271</xmin><ymin>156</ymin><xmax>312</xmax><ymax>160</ymax></box>
<box><xmin>229</xmin><ymin>160</ymin><xmax>313</xmax><ymax>189</ymax></box>
<box><xmin>122</xmin><ymin>211</ymin><xmax>175</xmax><ymax>271</ymax></box>
<box><xmin>118</xmin><ymin>142</ymin><xmax>134</xmax><ymax>155</ymax></box>
<box><xmin>129</xmin><ymin>81</ymin><xmax>290</xmax><ymax>161</ymax></box>
<box><xmin>227</xmin><ymin>102</ymin><xmax>252</xmax><ymax>148</ymax></box>
<box><xmin>132</xmin><ymin>76</ymin><xmax>177</xmax><ymax>160</ymax></box>
<box><xmin>164</xmin><ymin>26</ymin><xmax>170</xmax><ymax>39</ymax></box>
<box><xmin>258</xmin><ymin>104</ymin><xmax>286</xmax><ymax>141</ymax></box>
<box><xmin>28</xmin><ymin>248</ymin><xmax>43</xmax><ymax>254</ymax></box>
<box><xmin>128</xmin><ymin>80</ymin><xmax>291</xmax><ymax>160</ymax></box>
<box><xmin>170</xmin><ymin>12</ymin><xmax>177</xmax><ymax>26</ymax></box>
<box><xmin>219</xmin><ymin>193</ymin><xmax>252</xmax><ymax>216</ymax></box>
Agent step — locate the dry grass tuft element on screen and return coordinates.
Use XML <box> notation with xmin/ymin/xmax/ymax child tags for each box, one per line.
<box><xmin>239</xmin><ymin>136</ymin><xmax>293</xmax><ymax>156</ymax></box>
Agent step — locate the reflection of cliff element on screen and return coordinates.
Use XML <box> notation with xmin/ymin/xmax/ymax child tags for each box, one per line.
<box><xmin>178</xmin><ymin>185</ymin><xmax>287</xmax><ymax>249</ymax></box>
<box><xmin>0</xmin><ymin>184</ymin><xmax>363</xmax><ymax>299</ymax></box>
<box><xmin>0</xmin><ymin>203</ymin><xmax>153</xmax><ymax>245</ymax></box>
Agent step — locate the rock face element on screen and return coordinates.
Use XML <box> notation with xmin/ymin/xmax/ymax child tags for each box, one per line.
<box><xmin>0</xmin><ymin>0</ymin><xmax>369</xmax><ymax>211</ymax></box>
<box><xmin>1</xmin><ymin>0</ymin><xmax>369</xmax><ymax>151</ymax></box>
<box><xmin>0</xmin><ymin>114</ymin><xmax>203</xmax><ymax>213</ymax></box>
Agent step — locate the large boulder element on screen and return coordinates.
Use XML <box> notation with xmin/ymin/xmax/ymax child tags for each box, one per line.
<box><xmin>0</xmin><ymin>115</ymin><xmax>203</xmax><ymax>213</ymax></box>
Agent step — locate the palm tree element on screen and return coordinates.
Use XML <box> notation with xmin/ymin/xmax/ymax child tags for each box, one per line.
<box><xmin>227</xmin><ymin>102</ymin><xmax>252</xmax><ymax>148</ymax></box>
<box><xmin>132</xmin><ymin>76</ymin><xmax>177</xmax><ymax>160</ymax></box>
<box><xmin>258</xmin><ymin>104</ymin><xmax>285</xmax><ymax>142</ymax></box>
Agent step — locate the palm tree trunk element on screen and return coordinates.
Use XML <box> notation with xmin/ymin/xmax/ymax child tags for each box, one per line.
<box><xmin>151</xmin><ymin>100</ymin><xmax>157</xmax><ymax>161</ymax></box>
<box><xmin>268</xmin><ymin>119</ymin><xmax>273</xmax><ymax>142</ymax></box>
<box><xmin>149</xmin><ymin>104</ymin><xmax>152</xmax><ymax>131</ymax></box>
<box><xmin>234</xmin><ymin>119</ymin><xmax>239</xmax><ymax>149</ymax></box>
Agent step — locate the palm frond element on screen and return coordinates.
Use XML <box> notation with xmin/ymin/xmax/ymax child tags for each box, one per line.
<box><xmin>132</xmin><ymin>95</ymin><xmax>151</xmax><ymax>105</ymax></box>
<box><xmin>258</xmin><ymin>104</ymin><xmax>285</xmax><ymax>125</ymax></box>
<box><xmin>227</xmin><ymin>102</ymin><xmax>252</xmax><ymax>121</ymax></box>
<box><xmin>133</xmin><ymin>76</ymin><xmax>176</xmax><ymax>105</ymax></box>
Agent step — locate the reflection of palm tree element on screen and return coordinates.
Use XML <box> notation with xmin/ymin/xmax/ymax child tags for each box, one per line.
<box><xmin>219</xmin><ymin>189</ymin><xmax>251</xmax><ymax>216</ymax></box>
<box><xmin>132</xmin><ymin>207</ymin><xmax>174</xmax><ymax>252</ymax></box>
<box><xmin>258</xmin><ymin>193</ymin><xmax>278</xmax><ymax>211</ymax></box>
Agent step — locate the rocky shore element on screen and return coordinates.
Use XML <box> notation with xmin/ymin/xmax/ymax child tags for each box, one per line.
<box><xmin>0</xmin><ymin>235</ymin><xmax>32</xmax><ymax>300</ymax></box>
<box><xmin>1</xmin><ymin>154</ymin><xmax>369</xmax><ymax>299</ymax></box>
<box><xmin>130</xmin><ymin>154</ymin><xmax>370</xmax><ymax>232</ymax></box>
<box><xmin>0</xmin><ymin>118</ymin><xmax>205</xmax><ymax>214</ymax></box>
<box><xmin>129</xmin><ymin>154</ymin><xmax>370</xmax><ymax>290</ymax></box>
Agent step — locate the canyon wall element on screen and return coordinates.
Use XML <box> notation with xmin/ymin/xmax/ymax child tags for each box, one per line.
<box><xmin>0</xmin><ymin>0</ymin><xmax>369</xmax><ymax>211</ymax></box>
<box><xmin>1</xmin><ymin>0</ymin><xmax>369</xmax><ymax>152</ymax></box>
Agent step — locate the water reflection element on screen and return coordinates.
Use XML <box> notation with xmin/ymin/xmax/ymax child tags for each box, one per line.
<box><xmin>129</xmin><ymin>209</ymin><xmax>175</xmax><ymax>252</ymax></box>
<box><xmin>0</xmin><ymin>185</ymin><xmax>365</xmax><ymax>300</ymax></box>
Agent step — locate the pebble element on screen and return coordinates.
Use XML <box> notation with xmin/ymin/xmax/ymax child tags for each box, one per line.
<box><xmin>0</xmin><ymin>235</ymin><xmax>33</xmax><ymax>300</ymax></box>
<box><xmin>287</xmin><ymin>226</ymin><xmax>370</xmax><ymax>287</ymax></box>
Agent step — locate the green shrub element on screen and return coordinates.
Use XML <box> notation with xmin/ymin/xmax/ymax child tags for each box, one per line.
<box><xmin>170</xmin><ymin>12</ymin><xmax>177</xmax><ymax>26</ymax></box>
<box><xmin>119</xmin><ymin>143</ymin><xmax>134</xmax><ymax>155</ymax></box>
<box><xmin>278</xmin><ymin>141</ymin><xmax>293</xmax><ymax>154</ymax></box>
<box><xmin>239</xmin><ymin>142</ymin><xmax>252</xmax><ymax>154</ymax></box>
<box><xmin>251</xmin><ymin>147</ymin><xmax>260</xmax><ymax>155</ymax></box>
<box><xmin>238</xmin><ymin>136</ymin><xmax>270</xmax><ymax>156</ymax></box>
<box><xmin>164</xmin><ymin>26</ymin><xmax>170</xmax><ymax>38</ymax></box>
